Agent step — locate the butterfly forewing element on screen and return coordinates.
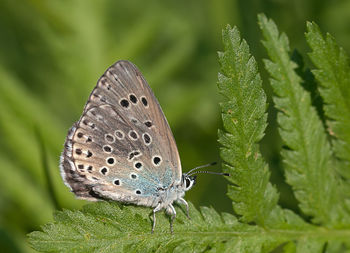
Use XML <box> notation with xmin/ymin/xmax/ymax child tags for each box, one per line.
<box><xmin>60</xmin><ymin>60</ymin><xmax>182</xmax><ymax>205</ymax></box>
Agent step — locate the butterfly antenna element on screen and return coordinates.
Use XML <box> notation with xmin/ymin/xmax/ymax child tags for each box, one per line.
<box><xmin>188</xmin><ymin>170</ymin><xmax>230</xmax><ymax>177</ymax></box>
<box><xmin>186</xmin><ymin>162</ymin><xmax>217</xmax><ymax>175</ymax></box>
<box><xmin>186</xmin><ymin>162</ymin><xmax>230</xmax><ymax>177</ymax></box>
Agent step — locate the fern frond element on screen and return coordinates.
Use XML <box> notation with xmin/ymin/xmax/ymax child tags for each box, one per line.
<box><xmin>258</xmin><ymin>14</ymin><xmax>348</xmax><ymax>226</ymax></box>
<box><xmin>306</xmin><ymin>23</ymin><xmax>350</xmax><ymax>180</ymax></box>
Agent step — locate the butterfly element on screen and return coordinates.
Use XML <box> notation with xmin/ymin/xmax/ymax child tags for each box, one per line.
<box><xmin>60</xmin><ymin>60</ymin><xmax>227</xmax><ymax>233</ymax></box>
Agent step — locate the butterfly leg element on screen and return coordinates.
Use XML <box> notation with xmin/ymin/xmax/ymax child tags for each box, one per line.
<box><xmin>166</xmin><ymin>204</ymin><xmax>176</xmax><ymax>234</ymax></box>
<box><xmin>152</xmin><ymin>203</ymin><xmax>162</xmax><ymax>233</ymax></box>
<box><xmin>177</xmin><ymin>197</ymin><xmax>190</xmax><ymax>219</ymax></box>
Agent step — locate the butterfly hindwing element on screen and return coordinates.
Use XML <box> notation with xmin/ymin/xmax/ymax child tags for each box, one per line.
<box><xmin>60</xmin><ymin>60</ymin><xmax>182</xmax><ymax>205</ymax></box>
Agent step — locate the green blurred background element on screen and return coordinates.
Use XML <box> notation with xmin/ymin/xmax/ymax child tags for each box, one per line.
<box><xmin>1</xmin><ymin>0</ymin><xmax>350</xmax><ymax>252</ymax></box>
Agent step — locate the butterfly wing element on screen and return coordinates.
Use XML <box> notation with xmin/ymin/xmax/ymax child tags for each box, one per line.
<box><xmin>60</xmin><ymin>60</ymin><xmax>182</xmax><ymax>206</ymax></box>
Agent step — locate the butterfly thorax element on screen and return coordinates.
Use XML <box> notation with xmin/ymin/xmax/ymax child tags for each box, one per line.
<box><xmin>154</xmin><ymin>180</ymin><xmax>186</xmax><ymax>210</ymax></box>
<box><xmin>156</xmin><ymin>174</ymin><xmax>196</xmax><ymax>208</ymax></box>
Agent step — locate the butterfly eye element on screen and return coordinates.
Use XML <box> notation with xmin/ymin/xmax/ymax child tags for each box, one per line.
<box><xmin>184</xmin><ymin>176</ymin><xmax>196</xmax><ymax>190</ymax></box>
<box><xmin>185</xmin><ymin>178</ymin><xmax>191</xmax><ymax>188</ymax></box>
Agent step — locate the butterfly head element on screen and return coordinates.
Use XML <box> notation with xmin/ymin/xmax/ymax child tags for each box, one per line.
<box><xmin>180</xmin><ymin>162</ymin><xmax>230</xmax><ymax>192</ymax></box>
<box><xmin>182</xmin><ymin>174</ymin><xmax>197</xmax><ymax>191</ymax></box>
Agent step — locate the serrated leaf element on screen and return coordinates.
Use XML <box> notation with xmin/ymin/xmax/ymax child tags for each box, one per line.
<box><xmin>258</xmin><ymin>14</ymin><xmax>349</xmax><ymax>226</ymax></box>
<box><xmin>28</xmin><ymin>202</ymin><xmax>270</xmax><ymax>253</ymax></box>
<box><xmin>217</xmin><ymin>24</ymin><xmax>282</xmax><ymax>227</ymax></box>
<box><xmin>305</xmin><ymin>22</ymin><xmax>350</xmax><ymax>181</ymax></box>
<box><xmin>31</xmin><ymin>202</ymin><xmax>343</xmax><ymax>253</ymax></box>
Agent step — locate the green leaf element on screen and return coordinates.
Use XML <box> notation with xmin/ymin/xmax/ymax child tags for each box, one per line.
<box><xmin>306</xmin><ymin>22</ymin><xmax>350</xmax><ymax>180</ymax></box>
<box><xmin>258</xmin><ymin>14</ymin><xmax>349</xmax><ymax>226</ymax></box>
<box><xmin>28</xmin><ymin>201</ymin><xmax>350</xmax><ymax>252</ymax></box>
<box><xmin>217</xmin><ymin>24</ymin><xmax>283</xmax><ymax>227</ymax></box>
<box><xmin>28</xmin><ymin>202</ymin><xmax>267</xmax><ymax>253</ymax></box>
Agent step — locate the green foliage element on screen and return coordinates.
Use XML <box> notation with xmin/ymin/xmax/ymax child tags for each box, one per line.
<box><xmin>306</xmin><ymin>22</ymin><xmax>350</xmax><ymax>181</ymax></box>
<box><xmin>28</xmin><ymin>18</ymin><xmax>350</xmax><ymax>252</ymax></box>
<box><xmin>217</xmin><ymin>25</ymin><xmax>280</xmax><ymax>227</ymax></box>
<box><xmin>258</xmin><ymin>14</ymin><xmax>349</xmax><ymax>227</ymax></box>
<box><xmin>28</xmin><ymin>202</ymin><xmax>265</xmax><ymax>253</ymax></box>
<box><xmin>27</xmin><ymin>200</ymin><xmax>350</xmax><ymax>253</ymax></box>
